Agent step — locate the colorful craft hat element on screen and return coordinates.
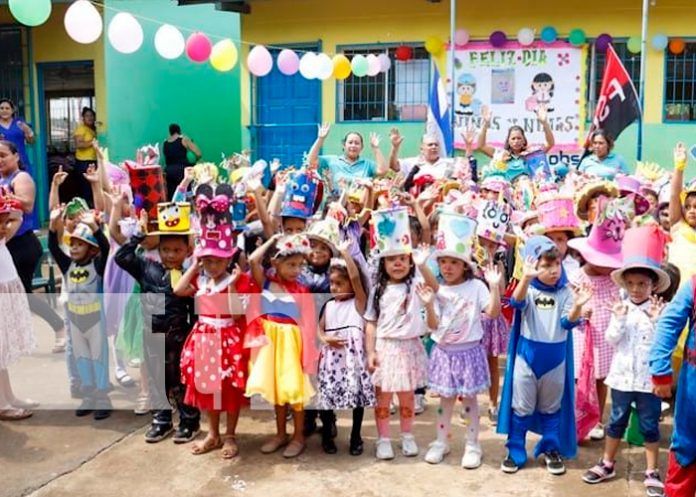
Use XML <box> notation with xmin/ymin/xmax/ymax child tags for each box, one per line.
<box><xmin>371</xmin><ymin>206</ymin><xmax>412</xmax><ymax>258</ymax></box>
<box><xmin>194</xmin><ymin>184</ymin><xmax>235</xmax><ymax>258</ymax></box>
<box><xmin>274</xmin><ymin>233</ymin><xmax>312</xmax><ymax>258</ymax></box>
<box><xmin>280</xmin><ymin>169</ymin><xmax>324</xmax><ymax>219</ymax></box>
<box><xmin>70</xmin><ymin>222</ymin><xmax>98</xmax><ymax>247</ymax></box>
<box><xmin>567</xmin><ymin>196</ymin><xmax>634</xmax><ymax>269</ymax></box>
<box><xmin>63</xmin><ymin>197</ymin><xmax>89</xmax><ymax>219</ymax></box>
<box><xmin>611</xmin><ymin>225</ymin><xmax>670</xmax><ymax>293</ymax></box>
<box><xmin>151</xmin><ymin>202</ymin><xmax>192</xmax><ymax>236</ymax></box>
<box><xmin>433</xmin><ymin>211</ymin><xmax>477</xmax><ymax>263</ymax></box>
<box><xmin>616</xmin><ymin>175</ymin><xmax>650</xmax><ymax>215</ymax></box>
<box><xmin>480</xmin><ymin>176</ymin><xmax>512</xmax><ymax>203</ymax></box>
<box><xmin>0</xmin><ymin>193</ymin><xmax>22</xmax><ymax>214</ymax></box>
<box><xmin>537</xmin><ymin>196</ymin><xmax>582</xmax><ymax>235</ymax></box>
<box><xmin>512</xmin><ymin>175</ymin><xmax>536</xmax><ymax>211</ymax></box>
<box><xmin>476</xmin><ymin>198</ymin><xmax>512</xmax><ymax>246</ymax></box>
<box><xmin>306</xmin><ymin>218</ymin><xmax>340</xmax><ymax>255</ymax></box>
<box><xmin>658</xmin><ymin>183</ymin><xmax>671</xmax><ymax>207</ymax></box>
<box><xmin>680</xmin><ymin>178</ymin><xmax>696</xmax><ymax>205</ymax></box>
<box><xmin>511</xmin><ymin>209</ymin><xmax>539</xmax><ymax>227</ymax></box>
<box><xmin>575</xmin><ymin>177</ymin><xmax>619</xmax><ymax>221</ymax></box>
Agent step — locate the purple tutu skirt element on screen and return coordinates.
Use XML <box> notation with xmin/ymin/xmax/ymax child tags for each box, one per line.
<box><xmin>428</xmin><ymin>343</ymin><xmax>490</xmax><ymax>397</ymax></box>
<box><xmin>481</xmin><ymin>314</ymin><xmax>510</xmax><ymax>357</ymax></box>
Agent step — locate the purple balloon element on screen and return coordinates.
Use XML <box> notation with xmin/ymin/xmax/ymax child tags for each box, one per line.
<box><xmin>490</xmin><ymin>30</ymin><xmax>507</xmax><ymax>48</ymax></box>
<box><xmin>596</xmin><ymin>33</ymin><xmax>613</xmax><ymax>52</ymax></box>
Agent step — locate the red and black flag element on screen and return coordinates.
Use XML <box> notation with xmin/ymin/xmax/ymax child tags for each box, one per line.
<box><xmin>585</xmin><ymin>44</ymin><xmax>642</xmax><ymax>146</ymax></box>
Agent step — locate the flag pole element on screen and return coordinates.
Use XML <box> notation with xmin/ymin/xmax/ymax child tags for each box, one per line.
<box><xmin>637</xmin><ymin>0</ymin><xmax>650</xmax><ymax>161</ymax></box>
<box><xmin>449</xmin><ymin>0</ymin><xmax>456</xmax><ymax>156</ymax></box>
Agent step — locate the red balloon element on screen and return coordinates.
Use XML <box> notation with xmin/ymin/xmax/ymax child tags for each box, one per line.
<box><xmin>395</xmin><ymin>45</ymin><xmax>413</xmax><ymax>61</ymax></box>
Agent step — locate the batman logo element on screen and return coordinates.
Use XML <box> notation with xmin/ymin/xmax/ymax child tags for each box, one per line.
<box><xmin>534</xmin><ymin>295</ymin><xmax>556</xmax><ymax>310</ymax></box>
<box><xmin>69</xmin><ymin>268</ymin><xmax>90</xmax><ymax>284</ymax></box>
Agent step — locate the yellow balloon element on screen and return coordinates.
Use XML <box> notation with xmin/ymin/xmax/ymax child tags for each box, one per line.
<box><xmin>210</xmin><ymin>39</ymin><xmax>238</xmax><ymax>72</ymax></box>
<box><xmin>425</xmin><ymin>36</ymin><xmax>443</xmax><ymax>55</ymax></box>
<box><xmin>332</xmin><ymin>54</ymin><xmax>352</xmax><ymax>80</ymax></box>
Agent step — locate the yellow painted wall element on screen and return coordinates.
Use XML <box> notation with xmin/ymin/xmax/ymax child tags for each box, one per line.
<box><xmin>241</xmin><ymin>0</ymin><xmax>696</xmax><ymax>127</ymax></box>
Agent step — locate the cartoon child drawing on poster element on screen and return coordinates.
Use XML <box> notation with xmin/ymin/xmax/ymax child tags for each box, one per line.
<box><xmin>525</xmin><ymin>72</ymin><xmax>555</xmax><ymax>112</ymax></box>
<box><xmin>456</xmin><ymin>73</ymin><xmax>483</xmax><ymax>116</ymax></box>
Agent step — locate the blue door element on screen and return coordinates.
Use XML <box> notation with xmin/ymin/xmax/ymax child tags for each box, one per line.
<box><xmin>253</xmin><ymin>46</ymin><xmax>320</xmax><ymax>167</ymax></box>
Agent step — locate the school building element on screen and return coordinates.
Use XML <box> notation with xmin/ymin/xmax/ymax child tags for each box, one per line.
<box><xmin>2</xmin><ymin>0</ymin><xmax>696</xmax><ymax>224</ymax></box>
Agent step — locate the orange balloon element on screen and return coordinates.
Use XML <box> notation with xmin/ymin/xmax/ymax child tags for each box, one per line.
<box><xmin>669</xmin><ymin>39</ymin><xmax>686</xmax><ymax>55</ymax></box>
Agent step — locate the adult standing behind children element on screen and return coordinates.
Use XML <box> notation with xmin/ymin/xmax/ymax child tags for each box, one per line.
<box><xmin>163</xmin><ymin>124</ymin><xmax>201</xmax><ymax>200</ymax></box>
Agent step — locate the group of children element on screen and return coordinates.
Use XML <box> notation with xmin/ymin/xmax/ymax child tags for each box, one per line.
<box><xmin>6</xmin><ymin>133</ymin><xmax>696</xmax><ymax>497</ymax></box>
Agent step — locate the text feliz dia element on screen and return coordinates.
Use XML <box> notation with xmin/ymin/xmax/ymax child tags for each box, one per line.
<box><xmin>467</xmin><ymin>49</ymin><xmax>550</xmax><ymax>67</ymax></box>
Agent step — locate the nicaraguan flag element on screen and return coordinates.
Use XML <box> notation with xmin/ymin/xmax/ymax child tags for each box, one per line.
<box><xmin>426</xmin><ymin>63</ymin><xmax>453</xmax><ymax>156</ymax></box>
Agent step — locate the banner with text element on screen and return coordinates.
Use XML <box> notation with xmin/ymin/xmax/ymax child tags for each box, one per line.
<box><xmin>448</xmin><ymin>41</ymin><xmax>586</xmax><ymax>151</ymax></box>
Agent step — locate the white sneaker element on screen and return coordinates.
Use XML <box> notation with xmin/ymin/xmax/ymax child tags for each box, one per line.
<box><xmin>589</xmin><ymin>423</ymin><xmax>605</xmax><ymax>441</ymax></box>
<box><xmin>424</xmin><ymin>440</ymin><xmax>450</xmax><ymax>464</ymax></box>
<box><xmin>414</xmin><ymin>394</ymin><xmax>427</xmax><ymax>415</ymax></box>
<box><xmin>375</xmin><ymin>438</ymin><xmax>395</xmax><ymax>460</ymax></box>
<box><xmin>400</xmin><ymin>433</ymin><xmax>419</xmax><ymax>457</ymax></box>
<box><xmin>461</xmin><ymin>442</ymin><xmax>483</xmax><ymax>469</ymax></box>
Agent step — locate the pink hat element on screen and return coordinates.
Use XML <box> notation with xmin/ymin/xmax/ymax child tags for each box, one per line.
<box><xmin>194</xmin><ymin>186</ymin><xmax>236</xmax><ymax>259</ymax></box>
<box><xmin>567</xmin><ymin>196</ymin><xmax>633</xmax><ymax>269</ymax></box>
<box><xmin>537</xmin><ymin>197</ymin><xmax>582</xmax><ymax>235</ymax></box>
<box><xmin>616</xmin><ymin>175</ymin><xmax>650</xmax><ymax>215</ymax></box>
<box><xmin>610</xmin><ymin>225</ymin><xmax>670</xmax><ymax>293</ymax></box>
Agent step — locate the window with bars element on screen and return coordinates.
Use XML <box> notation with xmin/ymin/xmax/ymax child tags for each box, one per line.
<box><xmin>586</xmin><ymin>40</ymin><xmax>641</xmax><ymax>120</ymax></box>
<box><xmin>337</xmin><ymin>45</ymin><xmax>430</xmax><ymax>122</ymax></box>
<box><xmin>664</xmin><ymin>41</ymin><xmax>696</xmax><ymax>122</ymax></box>
<box><xmin>0</xmin><ymin>27</ymin><xmax>26</xmax><ymax>118</ymax></box>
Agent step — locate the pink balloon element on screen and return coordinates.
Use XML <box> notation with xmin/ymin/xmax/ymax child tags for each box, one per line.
<box><xmin>186</xmin><ymin>32</ymin><xmax>212</xmax><ymax>63</ymax></box>
<box><xmin>277</xmin><ymin>49</ymin><xmax>299</xmax><ymax>76</ymax></box>
<box><xmin>247</xmin><ymin>45</ymin><xmax>273</xmax><ymax>77</ymax></box>
<box><xmin>377</xmin><ymin>53</ymin><xmax>391</xmax><ymax>73</ymax></box>
<box><xmin>454</xmin><ymin>28</ymin><xmax>469</xmax><ymax>47</ymax></box>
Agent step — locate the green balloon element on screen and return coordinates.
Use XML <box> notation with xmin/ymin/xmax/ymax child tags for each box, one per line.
<box><xmin>9</xmin><ymin>0</ymin><xmax>51</xmax><ymax>27</ymax></box>
<box><xmin>186</xmin><ymin>150</ymin><xmax>198</xmax><ymax>164</ymax></box>
<box><xmin>351</xmin><ymin>55</ymin><xmax>369</xmax><ymax>78</ymax></box>
<box><xmin>568</xmin><ymin>29</ymin><xmax>586</xmax><ymax>46</ymax></box>
<box><xmin>627</xmin><ymin>36</ymin><xmax>642</xmax><ymax>54</ymax></box>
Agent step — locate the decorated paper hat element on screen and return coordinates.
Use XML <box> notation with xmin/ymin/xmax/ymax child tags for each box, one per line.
<box><xmin>568</xmin><ymin>196</ymin><xmax>634</xmax><ymax>269</ymax></box>
<box><xmin>433</xmin><ymin>211</ymin><xmax>477</xmax><ymax>263</ymax></box>
<box><xmin>280</xmin><ymin>169</ymin><xmax>324</xmax><ymax>219</ymax></box>
<box><xmin>125</xmin><ymin>161</ymin><xmax>167</xmax><ymax>221</ymax></box>
<box><xmin>611</xmin><ymin>225</ymin><xmax>670</xmax><ymax>293</ymax></box>
<box><xmin>511</xmin><ymin>209</ymin><xmax>539</xmax><ymax>227</ymax></box>
<box><xmin>575</xmin><ymin>177</ymin><xmax>619</xmax><ymax>221</ymax></box>
<box><xmin>616</xmin><ymin>175</ymin><xmax>650</xmax><ymax>215</ymax></box>
<box><xmin>480</xmin><ymin>176</ymin><xmax>512</xmax><ymax>203</ymax></box>
<box><xmin>371</xmin><ymin>206</ymin><xmax>412</xmax><ymax>258</ymax></box>
<box><xmin>0</xmin><ymin>193</ymin><xmax>22</xmax><ymax>214</ymax></box>
<box><xmin>476</xmin><ymin>198</ymin><xmax>512</xmax><ymax>246</ymax></box>
<box><xmin>273</xmin><ymin>233</ymin><xmax>312</xmax><ymax>259</ymax></box>
<box><xmin>680</xmin><ymin>178</ymin><xmax>696</xmax><ymax>205</ymax></box>
<box><xmin>537</xmin><ymin>196</ymin><xmax>582</xmax><ymax>235</ymax></box>
<box><xmin>63</xmin><ymin>197</ymin><xmax>89</xmax><ymax>219</ymax></box>
<box><xmin>70</xmin><ymin>222</ymin><xmax>98</xmax><ymax>247</ymax></box>
<box><xmin>194</xmin><ymin>184</ymin><xmax>235</xmax><ymax>258</ymax></box>
<box><xmin>306</xmin><ymin>218</ymin><xmax>340</xmax><ymax>255</ymax></box>
<box><xmin>512</xmin><ymin>175</ymin><xmax>536</xmax><ymax>211</ymax></box>
<box><xmin>151</xmin><ymin>202</ymin><xmax>192</xmax><ymax>236</ymax></box>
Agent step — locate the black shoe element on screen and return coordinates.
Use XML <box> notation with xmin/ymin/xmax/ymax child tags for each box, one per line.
<box><xmin>349</xmin><ymin>437</ymin><xmax>364</xmax><ymax>456</ymax></box>
<box><xmin>75</xmin><ymin>397</ymin><xmax>95</xmax><ymax>417</ymax></box>
<box><xmin>144</xmin><ymin>423</ymin><xmax>174</xmax><ymax>443</ymax></box>
<box><xmin>172</xmin><ymin>425</ymin><xmax>200</xmax><ymax>444</ymax></box>
<box><xmin>321</xmin><ymin>435</ymin><xmax>337</xmax><ymax>454</ymax></box>
<box><xmin>93</xmin><ymin>395</ymin><xmax>112</xmax><ymax>420</ymax></box>
<box><xmin>93</xmin><ymin>409</ymin><xmax>112</xmax><ymax>420</ymax></box>
<box><xmin>501</xmin><ymin>455</ymin><xmax>519</xmax><ymax>474</ymax></box>
<box><xmin>544</xmin><ymin>451</ymin><xmax>566</xmax><ymax>475</ymax></box>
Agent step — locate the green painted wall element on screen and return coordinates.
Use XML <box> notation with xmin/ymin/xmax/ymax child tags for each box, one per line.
<box><xmin>104</xmin><ymin>0</ymin><xmax>241</xmax><ymax>163</ymax></box>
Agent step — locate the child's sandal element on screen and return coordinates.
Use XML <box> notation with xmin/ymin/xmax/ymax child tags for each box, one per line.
<box><xmin>221</xmin><ymin>435</ymin><xmax>239</xmax><ymax>459</ymax></box>
<box><xmin>644</xmin><ymin>471</ymin><xmax>665</xmax><ymax>497</ymax></box>
<box><xmin>582</xmin><ymin>461</ymin><xmax>616</xmax><ymax>484</ymax></box>
<box><xmin>190</xmin><ymin>436</ymin><xmax>222</xmax><ymax>455</ymax></box>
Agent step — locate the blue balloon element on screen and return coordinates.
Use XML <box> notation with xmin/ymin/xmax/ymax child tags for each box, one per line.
<box><xmin>540</xmin><ymin>26</ymin><xmax>558</xmax><ymax>43</ymax></box>
<box><xmin>652</xmin><ymin>34</ymin><xmax>668</xmax><ymax>51</ymax></box>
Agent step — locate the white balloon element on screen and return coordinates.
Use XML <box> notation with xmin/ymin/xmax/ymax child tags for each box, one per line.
<box><xmin>299</xmin><ymin>52</ymin><xmax>318</xmax><ymax>79</ymax></box>
<box><xmin>517</xmin><ymin>28</ymin><xmax>535</xmax><ymax>47</ymax></box>
<box><xmin>315</xmin><ymin>53</ymin><xmax>333</xmax><ymax>80</ymax></box>
<box><xmin>64</xmin><ymin>0</ymin><xmax>102</xmax><ymax>44</ymax></box>
<box><xmin>154</xmin><ymin>24</ymin><xmax>185</xmax><ymax>60</ymax></box>
<box><xmin>366</xmin><ymin>54</ymin><xmax>381</xmax><ymax>77</ymax></box>
<box><xmin>108</xmin><ymin>12</ymin><xmax>143</xmax><ymax>54</ymax></box>
<box><xmin>377</xmin><ymin>53</ymin><xmax>391</xmax><ymax>73</ymax></box>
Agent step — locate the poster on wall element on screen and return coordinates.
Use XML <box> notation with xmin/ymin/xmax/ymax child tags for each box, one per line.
<box><xmin>448</xmin><ymin>41</ymin><xmax>586</xmax><ymax>153</ymax></box>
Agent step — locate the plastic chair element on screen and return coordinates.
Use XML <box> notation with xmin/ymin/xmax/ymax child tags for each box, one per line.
<box><xmin>32</xmin><ymin>249</ymin><xmax>57</xmax><ymax>308</ymax></box>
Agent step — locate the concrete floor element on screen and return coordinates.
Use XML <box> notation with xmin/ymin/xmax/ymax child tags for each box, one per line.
<box><xmin>2</xmin><ymin>307</ymin><xmax>672</xmax><ymax>497</ymax></box>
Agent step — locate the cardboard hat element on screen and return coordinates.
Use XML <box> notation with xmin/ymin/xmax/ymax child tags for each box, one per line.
<box><xmin>512</xmin><ymin>175</ymin><xmax>536</xmax><ymax>211</ymax></box>
<box><xmin>63</xmin><ymin>197</ymin><xmax>89</xmax><ymax>219</ymax></box>
<box><xmin>680</xmin><ymin>178</ymin><xmax>696</xmax><ymax>205</ymax></box>
<box><xmin>274</xmin><ymin>233</ymin><xmax>312</xmax><ymax>258</ymax></box>
<box><xmin>70</xmin><ymin>222</ymin><xmax>98</xmax><ymax>247</ymax></box>
<box><xmin>575</xmin><ymin>178</ymin><xmax>619</xmax><ymax>221</ymax></box>
<box><xmin>658</xmin><ymin>182</ymin><xmax>671</xmax><ymax>207</ymax></box>
<box><xmin>480</xmin><ymin>176</ymin><xmax>512</xmax><ymax>203</ymax></box>
<box><xmin>371</xmin><ymin>206</ymin><xmax>412</xmax><ymax>258</ymax></box>
<box><xmin>280</xmin><ymin>168</ymin><xmax>324</xmax><ymax>219</ymax></box>
<box><xmin>194</xmin><ymin>184</ymin><xmax>235</xmax><ymax>258</ymax></box>
<box><xmin>432</xmin><ymin>211</ymin><xmax>477</xmax><ymax>263</ymax></box>
<box><xmin>511</xmin><ymin>209</ymin><xmax>539</xmax><ymax>227</ymax></box>
<box><xmin>125</xmin><ymin>161</ymin><xmax>167</xmax><ymax>221</ymax></box>
<box><xmin>537</xmin><ymin>196</ymin><xmax>582</xmax><ymax>235</ymax></box>
<box><xmin>611</xmin><ymin>225</ymin><xmax>670</xmax><ymax>293</ymax></box>
<box><xmin>306</xmin><ymin>217</ymin><xmax>341</xmax><ymax>255</ymax></box>
<box><xmin>567</xmin><ymin>196</ymin><xmax>634</xmax><ymax>269</ymax></box>
<box><xmin>476</xmin><ymin>198</ymin><xmax>512</xmax><ymax>246</ymax></box>
<box><xmin>150</xmin><ymin>202</ymin><xmax>192</xmax><ymax>236</ymax></box>
<box><xmin>616</xmin><ymin>175</ymin><xmax>651</xmax><ymax>215</ymax></box>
